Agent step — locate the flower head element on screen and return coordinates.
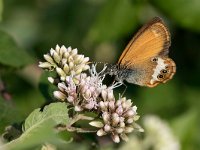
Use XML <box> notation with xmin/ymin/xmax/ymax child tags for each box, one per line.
<box><xmin>90</xmin><ymin>89</ymin><xmax>143</xmax><ymax>143</ymax></box>
<box><xmin>39</xmin><ymin>45</ymin><xmax>90</xmax><ymax>81</ymax></box>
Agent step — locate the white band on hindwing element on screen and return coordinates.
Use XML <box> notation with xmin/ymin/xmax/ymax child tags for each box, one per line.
<box><xmin>150</xmin><ymin>58</ymin><xmax>167</xmax><ymax>84</ymax></box>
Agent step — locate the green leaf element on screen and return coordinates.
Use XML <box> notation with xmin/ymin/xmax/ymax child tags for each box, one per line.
<box><xmin>0</xmin><ymin>102</ymin><xmax>70</xmax><ymax>150</ymax></box>
<box><xmin>151</xmin><ymin>0</ymin><xmax>200</xmax><ymax>32</ymax></box>
<box><xmin>87</xmin><ymin>0</ymin><xmax>140</xmax><ymax>43</ymax></box>
<box><xmin>0</xmin><ymin>0</ymin><xmax>3</xmax><ymax>21</ymax></box>
<box><xmin>0</xmin><ymin>30</ymin><xmax>34</xmax><ymax>68</ymax></box>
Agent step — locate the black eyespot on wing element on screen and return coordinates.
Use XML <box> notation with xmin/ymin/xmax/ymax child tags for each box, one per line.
<box><xmin>161</xmin><ymin>69</ymin><xmax>168</xmax><ymax>74</ymax></box>
<box><xmin>157</xmin><ymin>74</ymin><xmax>164</xmax><ymax>79</ymax></box>
<box><xmin>151</xmin><ymin>57</ymin><xmax>158</xmax><ymax>62</ymax></box>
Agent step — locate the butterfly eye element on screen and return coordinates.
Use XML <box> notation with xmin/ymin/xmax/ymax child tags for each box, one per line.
<box><xmin>161</xmin><ymin>69</ymin><xmax>168</xmax><ymax>74</ymax></box>
<box><xmin>151</xmin><ymin>57</ymin><xmax>158</xmax><ymax>62</ymax></box>
<box><xmin>157</xmin><ymin>74</ymin><xmax>164</xmax><ymax>79</ymax></box>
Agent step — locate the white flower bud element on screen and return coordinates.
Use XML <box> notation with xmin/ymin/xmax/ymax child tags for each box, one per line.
<box><xmin>97</xmin><ymin>129</ymin><xmax>106</xmax><ymax>136</ymax></box>
<box><xmin>55</xmin><ymin>44</ymin><xmax>60</xmax><ymax>53</ymax></box>
<box><xmin>71</xmin><ymin>48</ymin><xmax>78</xmax><ymax>56</ymax></box>
<box><xmin>69</xmin><ymin>61</ymin><xmax>74</xmax><ymax>70</ymax></box>
<box><xmin>52</xmin><ymin>51</ymin><xmax>61</xmax><ymax>64</ymax></box>
<box><xmin>56</xmin><ymin>68</ymin><xmax>66</xmax><ymax>78</ymax></box>
<box><xmin>60</xmin><ymin>45</ymin><xmax>67</xmax><ymax>56</ymax></box>
<box><xmin>122</xmin><ymin>99</ymin><xmax>132</xmax><ymax>109</ymax></box>
<box><xmin>38</xmin><ymin>62</ymin><xmax>52</xmax><ymax>69</ymax></box>
<box><xmin>82</xmin><ymin>57</ymin><xmax>89</xmax><ymax>64</ymax></box>
<box><xmin>75</xmin><ymin>105</ymin><xmax>82</xmax><ymax>111</ymax></box>
<box><xmin>89</xmin><ymin>121</ymin><xmax>104</xmax><ymax>128</ymax></box>
<box><xmin>67</xmin><ymin>46</ymin><xmax>72</xmax><ymax>52</ymax></box>
<box><xmin>83</xmin><ymin>65</ymin><xmax>90</xmax><ymax>71</ymax></box>
<box><xmin>63</xmin><ymin>64</ymin><xmax>69</xmax><ymax>74</ymax></box>
<box><xmin>44</xmin><ymin>54</ymin><xmax>55</xmax><ymax>64</ymax></box>
<box><xmin>47</xmin><ymin>77</ymin><xmax>54</xmax><ymax>84</ymax></box>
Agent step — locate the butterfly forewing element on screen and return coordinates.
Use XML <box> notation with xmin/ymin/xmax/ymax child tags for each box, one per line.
<box><xmin>118</xmin><ymin>17</ymin><xmax>170</xmax><ymax>66</ymax></box>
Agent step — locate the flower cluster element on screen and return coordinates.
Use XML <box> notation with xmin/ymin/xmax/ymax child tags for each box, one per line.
<box><xmin>39</xmin><ymin>45</ymin><xmax>142</xmax><ymax>143</ymax></box>
<box><xmin>39</xmin><ymin>45</ymin><xmax>90</xmax><ymax>81</ymax></box>
<box><xmin>89</xmin><ymin>89</ymin><xmax>142</xmax><ymax>143</ymax></box>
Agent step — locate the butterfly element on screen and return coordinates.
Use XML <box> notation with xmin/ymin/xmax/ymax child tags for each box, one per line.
<box><xmin>107</xmin><ymin>17</ymin><xmax>176</xmax><ymax>87</ymax></box>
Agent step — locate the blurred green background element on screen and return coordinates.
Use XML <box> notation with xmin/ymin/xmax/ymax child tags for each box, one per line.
<box><xmin>0</xmin><ymin>0</ymin><xmax>200</xmax><ymax>149</ymax></box>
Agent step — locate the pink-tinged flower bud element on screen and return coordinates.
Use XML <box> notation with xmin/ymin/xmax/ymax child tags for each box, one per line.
<box><xmin>89</xmin><ymin>121</ymin><xmax>104</xmax><ymax>128</ymax></box>
<box><xmin>101</xmin><ymin>89</ymin><xmax>107</xmax><ymax>101</ymax></box>
<box><xmin>99</xmin><ymin>101</ymin><xmax>107</xmax><ymax>111</ymax></box>
<box><xmin>104</xmin><ymin>124</ymin><xmax>111</xmax><ymax>132</ymax></box>
<box><xmin>53</xmin><ymin>91</ymin><xmax>66</xmax><ymax>101</ymax></box>
<box><xmin>67</xmin><ymin>96</ymin><xmax>74</xmax><ymax>103</ymax></box>
<box><xmin>116</xmin><ymin>128</ymin><xmax>123</xmax><ymax>134</ymax></box>
<box><xmin>102</xmin><ymin>112</ymin><xmax>110</xmax><ymax>123</ymax></box>
<box><xmin>112</xmin><ymin>113</ymin><xmax>120</xmax><ymax>126</ymax></box>
<box><xmin>84</xmin><ymin>89</ymin><xmax>91</xmax><ymax>99</ymax></box>
<box><xmin>116</xmin><ymin>100</ymin><xmax>121</xmax><ymax>107</ymax></box>
<box><xmin>108</xmin><ymin>101</ymin><xmax>115</xmax><ymax>111</ymax></box>
<box><xmin>122</xmin><ymin>99</ymin><xmax>132</xmax><ymax>109</ymax></box>
<box><xmin>97</xmin><ymin>129</ymin><xmax>106</xmax><ymax>136</ymax></box>
<box><xmin>44</xmin><ymin>54</ymin><xmax>54</xmax><ymax>64</ymax></box>
<box><xmin>57</xmin><ymin>83</ymin><xmax>66</xmax><ymax>92</ymax></box>
<box><xmin>107</xmin><ymin>90</ymin><xmax>114</xmax><ymax>101</ymax></box>
<box><xmin>116</xmin><ymin>106</ymin><xmax>123</xmax><ymax>115</ymax></box>
<box><xmin>125</xmin><ymin>109</ymin><xmax>135</xmax><ymax>117</ymax></box>
<box><xmin>111</xmin><ymin>134</ymin><xmax>120</xmax><ymax>143</ymax></box>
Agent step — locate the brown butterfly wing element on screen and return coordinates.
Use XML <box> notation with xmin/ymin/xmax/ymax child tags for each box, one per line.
<box><xmin>118</xmin><ymin>17</ymin><xmax>176</xmax><ymax>87</ymax></box>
